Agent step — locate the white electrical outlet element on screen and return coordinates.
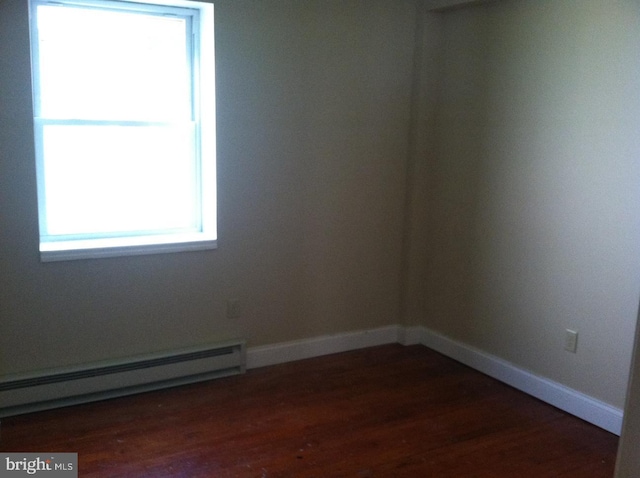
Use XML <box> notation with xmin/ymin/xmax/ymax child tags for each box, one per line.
<box><xmin>226</xmin><ymin>299</ymin><xmax>241</xmax><ymax>319</ymax></box>
<box><xmin>564</xmin><ymin>329</ymin><xmax>578</xmax><ymax>353</ymax></box>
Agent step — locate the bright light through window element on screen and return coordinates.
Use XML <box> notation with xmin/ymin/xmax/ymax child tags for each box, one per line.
<box><xmin>42</xmin><ymin>124</ymin><xmax>197</xmax><ymax>235</ymax></box>
<box><xmin>37</xmin><ymin>7</ymin><xmax>191</xmax><ymax>121</ymax></box>
<box><xmin>29</xmin><ymin>0</ymin><xmax>216</xmax><ymax>261</ymax></box>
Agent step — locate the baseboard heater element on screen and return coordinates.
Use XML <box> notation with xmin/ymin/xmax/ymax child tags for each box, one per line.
<box><xmin>0</xmin><ymin>339</ymin><xmax>246</xmax><ymax>418</ymax></box>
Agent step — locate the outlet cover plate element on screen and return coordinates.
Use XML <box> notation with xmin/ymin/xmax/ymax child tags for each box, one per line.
<box><xmin>564</xmin><ymin>329</ymin><xmax>578</xmax><ymax>353</ymax></box>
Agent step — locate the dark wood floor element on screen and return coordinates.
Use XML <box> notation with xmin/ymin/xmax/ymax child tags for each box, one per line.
<box><xmin>0</xmin><ymin>344</ymin><xmax>618</xmax><ymax>477</ymax></box>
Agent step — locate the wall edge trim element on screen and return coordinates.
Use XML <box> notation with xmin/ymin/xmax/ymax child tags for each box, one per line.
<box><xmin>419</xmin><ymin>326</ymin><xmax>623</xmax><ymax>435</ymax></box>
<box><xmin>246</xmin><ymin>325</ymin><xmax>401</xmax><ymax>369</ymax></box>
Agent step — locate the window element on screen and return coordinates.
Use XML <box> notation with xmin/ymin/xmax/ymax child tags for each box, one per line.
<box><xmin>29</xmin><ymin>0</ymin><xmax>216</xmax><ymax>262</ymax></box>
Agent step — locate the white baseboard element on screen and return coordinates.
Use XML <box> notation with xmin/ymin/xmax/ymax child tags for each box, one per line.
<box><xmin>247</xmin><ymin>325</ymin><xmax>401</xmax><ymax>369</ymax></box>
<box><xmin>417</xmin><ymin>327</ymin><xmax>623</xmax><ymax>435</ymax></box>
<box><xmin>398</xmin><ymin>325</ymin><xmax>425</xmax><ymax>346</ymax></box>
<box><xmin>246</xmin><ymin>324</ymin><xmax>623</xmax><ymax>435</ymax></box>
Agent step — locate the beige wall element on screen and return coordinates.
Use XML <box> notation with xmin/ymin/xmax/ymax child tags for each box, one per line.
<box><xmin>409</xmin><ymin>0</ymin><xmax>640</xmax><ymax>408</ymax></box>
<box><xmin>0</xmin><ymin>0</ymin><xmax>416</xmax><ymax>376</ymax></box>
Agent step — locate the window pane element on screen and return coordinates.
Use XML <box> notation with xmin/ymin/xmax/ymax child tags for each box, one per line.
<box><xmin>36</xmin><ymin>5</ymin><xmax>191</xmax><ymax>121</ymax></box>
<box><xmin>41</xmin><ymin>123</ymin><xmax>199</xmax><ymax>236</ymax></box>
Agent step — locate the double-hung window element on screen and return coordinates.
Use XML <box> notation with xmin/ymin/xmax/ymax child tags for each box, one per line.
<box><xmin>29</xmin><ymin>0</ymin><xmax>216</xmax><ymax>262</ymax></box>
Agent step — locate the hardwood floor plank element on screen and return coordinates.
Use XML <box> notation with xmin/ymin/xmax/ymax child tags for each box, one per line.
<box><xmin>0</xmin><ymin>345</ymin><xmax>617</xmax><ymax>477</ymax></box>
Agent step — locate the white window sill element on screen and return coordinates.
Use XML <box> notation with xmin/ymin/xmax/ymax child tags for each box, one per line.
<box><xmin>40</xmin><ymin>233</ymin><xmax>217</xmax><ymax>262</ymax></box>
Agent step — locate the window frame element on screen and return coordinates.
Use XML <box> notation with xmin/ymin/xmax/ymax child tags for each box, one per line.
<box><xmin>28</xmin><ymin>0</ymin><xmax>216</xmax><ymax>262</ymax></box>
